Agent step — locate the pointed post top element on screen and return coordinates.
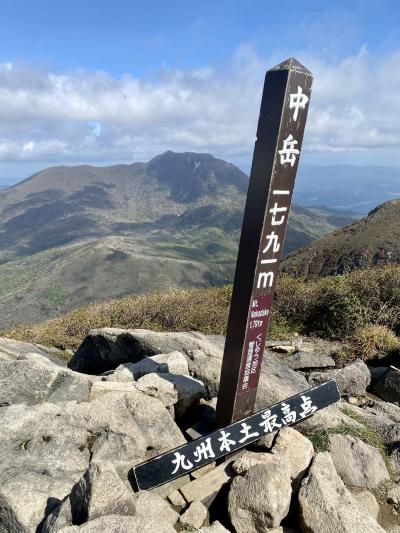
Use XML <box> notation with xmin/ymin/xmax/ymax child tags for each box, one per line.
<box><xmin>270</xmin><ymin>57</ymin><xmax>312</xmax><ymax>76</ymax></box>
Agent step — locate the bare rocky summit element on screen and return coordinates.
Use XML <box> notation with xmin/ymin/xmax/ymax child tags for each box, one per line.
<box><xmin>0</xmin><ymin>332</ymin><xmax>398</xmax><ymax>532</ymax></box>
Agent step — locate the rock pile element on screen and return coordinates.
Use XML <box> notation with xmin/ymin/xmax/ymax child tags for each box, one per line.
<box><xmin>0</xmin><ymin>331</ymin><xmax>398</xmax><ymax>532</ymax></box>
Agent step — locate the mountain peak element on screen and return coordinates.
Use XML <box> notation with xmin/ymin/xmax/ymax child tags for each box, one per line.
<box><xmin>146</xmin><ymin>151</ymin><xmax>248</xmax><ymax>203</ymax></box>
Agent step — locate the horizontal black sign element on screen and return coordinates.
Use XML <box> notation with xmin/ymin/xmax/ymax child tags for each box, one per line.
<box><xmin>132</xmin><ymin>380</ymin><xmax>340</xmax><ymax>490</ymax></box>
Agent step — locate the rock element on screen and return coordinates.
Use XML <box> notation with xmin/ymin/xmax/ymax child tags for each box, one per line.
<box><xmin>390</xmin><ymin>447</ymin><xmax>400</xmax><ymax>482</ymax></box>
<box><xmin>255</xmin><ymin>353</ymin><xmax>310</xmax><ymax>409</ymax></box>
<box><xmin>55</xmin><ymin>514</ymin><xmax>176</xmax><ymax>532</ymax></box>
<box><xmin>43</xmin><ymin>461</ymin><xmax>137</xmax><ymax>531</ymax></box>
<box><xmin>167</xmin><ymin>489</ymin><xmax>186</xmax><ymax>511</ymax></box>
<box><xmin>70</xmin><ymin>461</ymin><xmax>137</xmax><ymax>524</ymax></box>
<box><xmin>228</xmin><ymin>463</ymin><xmax>292</xmax><ymax>532</ymax></box>
<box><xmin>179</xmin><ymin>500</ymin><xmax>208</xmax><ymax>530</ymax></box>
<box><xmin>387</xmin><ymin>485</ymin><xmax>400</xmax><ymax>505</ymax></box>
<box><xmin>299</xmin><ymin>452</ymin><xmax>385</xmax><ymax>532</ymax></box>
<box><xmin>135</xmin><ymin>372</ymin><xmax>205</xmax><ymax>417</ymax></box>
<box><xmin>42</xmin><ymin>497</ymin><xmax>73</xmax><ymax>532</ymax></box>
<box><xmin>191</xmin><ymin>462</ymin><xmax>217</xmax><ymax>479</ymax></box>
<box><xmin>0</xmin><ymin>337</ymin><xmax>63</xmax><ymax>362</ymax></box>
<box><xmin>308</xmin><ymin>360</ymin><xmax>370</xmax><ymax>397</ymax></box>
<box><xmin>109</xmin><ymin>352</ymin><xmax>189</xmax><ymax>382</ymax></box>
<box><xmin>272</xmin><ymin>427</ymin><xmax>314</xmax><ymax>486</ymax></box>
<box><xmin>105</xmin><ymin>364</ymin><xmax>136</xmax><ymax>382</ymax></box>
<box><xmin>271</xmin><ymin>345</ymin><xmax>297</xmax><ymax>354</ymax></box>
<box><xmin>296</xmin><ymin>404</ymin><xmax>363</xmax><ymax>434</ymax></box>
<box><xmin>0</xmin><ymin>350</ymin><xmax>14</xmax><ymax>362</ymax></box>
<box><xmin>183</xmin><ymin>521</ymin><xmax>230</xmax><ymax>533</ymax></box>
<box><xmin>180</xmin><ymin>461</ymin><xmax>235</xmax><ymax>505</ymax></box>
<box><xmin>68</xmin><ymin>329</ymin><xmax>223</xmax><ymax>376</ymax></box>
<box><xmin>69</xmin><ymin>330</ymin><xmax>311</xmax><ymax>404</ymax></box>
<box><xmin>279</xmin><ymin>351</ymin><xmax>335</xmax><ymax>370</ymax></box>
<box><xmin>366</xmin><ymin>399</ymin><xmax>400</xmax><ymax>422</ymax></box>
<box><xmin>89</xmin><ymin>381</ymin><xmax>137</xmax><ymax>400</ymax></box>
<box><xmin>337</xmin><ymin>401</ymin><xmax>400</xmax><ymax>446</ymax></box>
<box><xmin>232</xmin><ymin>451</ymin><xmax>278</xmax><ymax>475</ymax></box>
<box><xmin>329</xmin><ymin>434</ymin><xmax>390</xmax><ymax>488</ymax></box>
<box><xmin>0</xmin><ymin>471</ymin><xmax>78</xmax><ymax>533</ymax></box>
<box><xmin>0</xmin><ymin>357</ymin><xmax>94</xmax><ymax>406</ymax></box>
<box><xmin>186</xmin><ymin>349</ymin><xmax>222</xmax><ymax>397</ymax></box>
<box><xmin>250</xmin><ymin>431</ymin><xmax>277</xmax><ymax>450</ymax></box>
<box><xmin>132</xmin><ymin>490</ymin><xmax>178</xmax><ymax>525</ymax></box>
<box><xmin>352</xmin><ymin>490</ymin><xmax>380</xmax><ymax>520</ymax></box>
<box><xmin>371</xmin><ymin>367</ymin><xmax>400</xmax><ymax>403</ymax></box>
<box><xmin>370</xmin><ymin>366</ymin><xmax>390</xmax><ymax>384</ymax></box>
<box><xmin>0</xmin><ymin>391</ymin><xmax>185</xmax><ymax>532</ymax></box>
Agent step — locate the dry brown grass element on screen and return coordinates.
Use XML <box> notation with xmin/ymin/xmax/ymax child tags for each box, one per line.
<box><xmin>4</xmin><ymin>264</ymin><xmax>400</xmax><ymax>353</ymax></box>
<box><xmin>4</xmin><ymin>286</ymin><xmax>233</xmax><ymax>349</ymax></box>
<box><xmin>351</xmin><ymin>324</ymin><xmax>400</xmax><ymax>361</ymax></box>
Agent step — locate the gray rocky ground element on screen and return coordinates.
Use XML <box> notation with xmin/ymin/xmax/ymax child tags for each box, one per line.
<box><xmin>0</xmin><ymin>331</ymin><xmax>399</xmax><ymax>532</ymax></box>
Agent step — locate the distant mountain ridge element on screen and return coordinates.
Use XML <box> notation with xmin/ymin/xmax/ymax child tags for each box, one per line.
<box><xmin>282</xmin><ymin>199</ymin><xmax>400</xmax><ymax>279</ymax></box>
<box><xmin>0</xmin><ymin>151</ymin><xmax>356</xmax><ymax>327</ymax></box>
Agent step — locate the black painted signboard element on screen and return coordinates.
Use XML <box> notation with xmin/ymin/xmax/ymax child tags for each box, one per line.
<box><xmin>216</xmin><ymin>58</ymin><xmax>313</xmax><ymax>426</ymax></box>
<box><xmin>132</xmin><ymin>380</ymin><xmax>340</xmax><ymax>490</ymax></box>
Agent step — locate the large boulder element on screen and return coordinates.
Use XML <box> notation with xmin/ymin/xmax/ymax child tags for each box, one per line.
<box><xmin>299</xmin><ymin>452</ymin><xmax>385</xmax><ymax>532</ymax></box>
<box><xmin>271</xmin><ymin>427</ymin><xmax>314</xmax><ymax>487</ymax></box>
<box><xmin>371</xmin><ymin>367</ymin><xmax>400</xmax><ymax>403</ymax></box>
<box><xmin>0</xmin><ymin>337</ymin><xmax>63</xmax><ymax>362</ymax></box>
<box><xmin>308</xmin><ymin>360</ymin><xmax>370</xmax><ymax>397</ymax></box>
<box><xmin>0</xmin><ymin>391</ymin><xmax>185</xmax><ymax>532</ymax></box>
<box><xmin>255</xmin><ymin>354</ymin><xmax>310</xmax><ymax>409</ymax></box>
<box><xmin>68</xmin><ymin>329</ymin><xmax>311</xmax><ymax>405</ymax></box>
<box><xmin>43</xmin><ymin>461</ymin><xmax>137</xmax><ymax>531</ymax></box>
<box><xmin>135</xmin><ymin>372</ymin><xmax>205</xmax><ymax>418</ymax></box>
<box><xmin>337</xmin><ymin>400</ymin><xmax>400</xmax><ymax>446</ymax></box>
<box><xmin>0</xmin><ymin>356</ymin><xmax>95</xmax><ymax>407</ymax></box>
<box><xmin>228</xmin><ymin>462</ymin><xmax>292</xmax><ymax>532</ymax></box>
<box><xmin>69</xmin><ymin>461</ymin><xmax>137</xmax><ymax>525</ymax></box>
<box><xmin>68</xmin><ymin>329</ymin><xmax>223</xmax><ymax>375</ymax></box>
<box><xmin>296</xmin><ymin>404</ymin><xmax>363</xmax><ymax>434</ymax></box>
<box><xmin>328</xmin><ymin>434</ymin><xmax>390</xmax><ymax>488</ymax></box>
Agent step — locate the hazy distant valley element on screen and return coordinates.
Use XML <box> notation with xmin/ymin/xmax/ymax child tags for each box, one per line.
<box><xmin>294</xmin><ymin>165</ymin><xmax>400</xmax><ymax>214</ymax></box>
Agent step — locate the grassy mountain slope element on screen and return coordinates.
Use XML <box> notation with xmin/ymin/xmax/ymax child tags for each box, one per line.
<box><xmin>0</xmin><ymin>151</ymin><xmax>357</xmax><ymax>327</ymax></box>
<box><xmin>282</xmin><ymin>199</ymin><xmax>400</xmax><ymax>279</ymax></box>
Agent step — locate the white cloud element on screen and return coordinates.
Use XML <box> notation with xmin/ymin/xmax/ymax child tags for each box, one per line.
<box><xmin>0</xmin><ymin>47</ymin><xmax>399</xmax><ymax>165</ymax></box>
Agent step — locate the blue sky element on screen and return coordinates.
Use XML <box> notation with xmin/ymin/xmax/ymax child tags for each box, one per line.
<box><xmin>1</xmin><ymin>0</ymin><xmax>400</xmax><ymax>183</ymax></box>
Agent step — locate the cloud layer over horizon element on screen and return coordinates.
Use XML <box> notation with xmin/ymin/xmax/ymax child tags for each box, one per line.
<box><xmin>1</xmin><ymin>47</ymin><xmax>399</xmax><ymax>168</ymax></box>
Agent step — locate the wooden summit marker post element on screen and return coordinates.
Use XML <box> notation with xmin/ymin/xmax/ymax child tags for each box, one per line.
<box><xmin>132</xmin><ymin>58</ymin><xmax>340</xmax><ymax>492</ymax></box>
<box><xmin>216</xmin><ymin>58</ymin><xmax>313</xmax><ymax>426</ymax></box>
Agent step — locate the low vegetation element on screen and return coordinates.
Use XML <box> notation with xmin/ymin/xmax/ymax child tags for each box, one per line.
<box><xmin>3</xmin><ymin>265</ymin><xmax>400</xmax><ymax>360</ymax></box>
<box><xmin>350</xmin><ymin>324</ymin><xmax>400</xmax><ymax>362</ymax></box>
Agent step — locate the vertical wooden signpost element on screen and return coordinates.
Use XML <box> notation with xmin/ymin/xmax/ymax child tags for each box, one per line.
<box><xmin>132</xmin><ymin>59</ymin><xmax>340</xmax><ymax>491</ymax></box>
<box><xmin>216</xmin><ymin>58</ymin><xmax>313</xmax><ymax>426</ymax></box>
